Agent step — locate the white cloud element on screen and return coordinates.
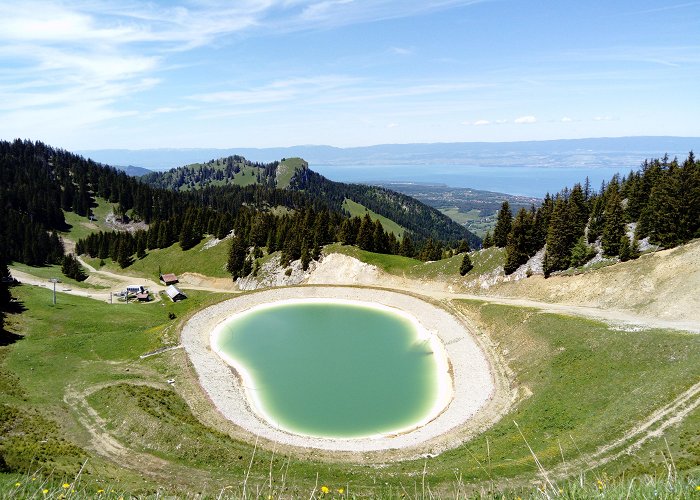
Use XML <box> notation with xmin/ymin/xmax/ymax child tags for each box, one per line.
<box><xmin>387</xmin><ymin>122</ymin><xmax>399</xmax><ymax>128</ymax></box>
<box><xmin>560</xmin><ymin>116</ymin><xmax>573</xmax><ymax>122</ymax></box>
<box><xmin>473</xmin><ymin>119</ymin><xmax>491</xmax><ymax>126</ymax></box>
<box><xmin>390</xmin><ymin>46</ymin><xmax>413</xmax><ymax>55</ymax></box>
<box><xmin>514</xmin><ymin>115</ymin><xmax>537</xmax><ymax>124</ymax></box>
<box><xmin>593</xmin><ymin>115</ymin><xmax>613</xmax><ymax>121</ymax></box>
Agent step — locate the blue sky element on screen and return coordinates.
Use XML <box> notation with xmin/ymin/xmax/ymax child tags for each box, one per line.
<box><xmin>1</xmin><ymin>0</ymin><xmax>699</xmax><ymax>149</ymax></box>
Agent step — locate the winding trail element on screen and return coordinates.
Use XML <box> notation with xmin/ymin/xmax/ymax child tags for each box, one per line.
<box><xmin>12</xmin><ymin>260</ymin><xmax>698</xmax><ymax>333</ymax></box>
<box><xmin>10</xmin><ymin>250</ymin><xmax>699</xmax><ymax>476</ymax></box>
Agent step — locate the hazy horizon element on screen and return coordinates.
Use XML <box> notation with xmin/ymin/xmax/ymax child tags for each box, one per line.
<box><xmin>2</xmin><ymin>1</ymin><xmax>699</xmax><ymax>150</ymax></box>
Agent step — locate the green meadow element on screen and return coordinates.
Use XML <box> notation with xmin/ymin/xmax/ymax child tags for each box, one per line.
<box><xmin>1</xmin><ymin>285</ymin><xmax>698</xmax><ymax>497</ymax></box>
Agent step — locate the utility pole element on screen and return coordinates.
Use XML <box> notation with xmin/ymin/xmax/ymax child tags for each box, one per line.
<box><xmin>48</xmin><ymin>278</ymin><xmax>61</xmax><ymax>305</ymax></box>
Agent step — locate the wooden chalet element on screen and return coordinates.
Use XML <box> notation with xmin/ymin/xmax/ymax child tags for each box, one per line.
<box><xmin>160</xmin><ymin>273</ymin><xmax>179</xmax><ymax>285</ymax></box>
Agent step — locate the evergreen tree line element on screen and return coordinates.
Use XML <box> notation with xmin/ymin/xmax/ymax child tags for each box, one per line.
<box><xmin>227</xmin><ymin>209</ymin><xmax>473</xmax><ymax>280</ymax></box>
<box><xmin>61</xmin><ymin>254</ymin><xmax>87</xmax><ymax>282</ymax></box>
<box><xmin>483</xmin><ymin>153</ymin><xmax>699</xmax><ymax>277</ymax></box>
<box><xmin>141</xmin><ymin>155</ymin><xmax>281</xmax><ymax>191</ymax></box>
<box><xmin>289</xmin><ymin>167</ymin><xmax>480</xmax><ymax>248</ymax></box>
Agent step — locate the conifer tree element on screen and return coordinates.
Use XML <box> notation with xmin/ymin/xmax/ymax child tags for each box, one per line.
<box><xmin>587</xmin><ymin>196</ymin><xmax>605</xmax><ymax>243</ymax></box>
<box><xmin>61</xmin><ymin>253</ymin><xmax>87</xmax><ymax>281</ymax></box>
<box><xmin>567</xmin><ymin>184</ymin><xmax>589</xmax><ymax>241</ymax></box>
<box><xmin>459</xmin><ymin>253</ymin><xmax>473</xmax><ymax>276</ymax></box>
<box><xmin>601</xmin><ymin>189</ymin><xmax>625</xmax><ymax>256</ymax></box>
<box><xmin>543</xmin><ymin>197</ymin><xmax>571</xmax><ymax>276</ymax></box>
<box><xmin>533</xmin><ymin>195</ymin><xmax>553</xmax><ymax>249</ymax></box>
<box><xmin>493</xmin><ymin>201</ymin><xmax>512</xmax><ymax>247</ymax></box>
<box><xmin>456</xmin><ymin>239</ymin><xmax>470</xmax><ymax>254</ymax></box>
<box><xmin>399</xmin><ymin>234</ymin><xmax>415</xmax><ymax>257</ymax></box>
<box><xmin>619</xmin><ymin>235</ymin><xmax>633</xmax><ymax>262</ymax></box>
<box><xmin>504</xmin><ymin>208</ymin><xmax>534</xmax><ymax>275</ymax></box>
<box><xmin>357</xmin><ymin>214</ymin><xmax>374</xmax><ymax>251</ymax></box>
<box><xmin>372</xmin><ymin>220</ymin><xmax>388</xmax><ymax>253</ymax></box>
<box><xmin>482</xmin><ymin>231</ymin><xmax>493</xmax><ymax>248</ymax></box>
<box><xmin>569</xmin><ymin>236</ymin><xmax>595</xmax><ymax>268</ymax></box>
<box><xmin>227</xmin><ymin>237</ymin><xmax>248</xmax><ymax>280</ymax></box>
<box><xmin>241</xmin><ymin>257</ymin><xmax>253</xmax><ymax>277</ymax></box>
<box><xmin>116</xmin><ymin>238</ymin><xmax>132</xmax><ymax>269</ymax></box>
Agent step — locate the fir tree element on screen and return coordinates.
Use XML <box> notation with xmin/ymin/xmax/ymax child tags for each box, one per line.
<box><xmin>399</xmin><ymin>234</ymin><xmax>415</xmax><ymax>257</ymax></box>
<box><xmin>493</xmin><ymin>201</ymin><xmax>512</xmax><ymax>248</ymax></box>
<box><xmin>456</xmin><ymin>239</ymin><xmax>470</xmax><ymax>254</ymax></box>
<box><xmin>481</xmin><ymin>231</ymin><xmax>493</xmax><ymax>248</ymax></box>
<box><xmin>459</xmin><ymin>253</ymin><xmax>473</xmax><ymax>276</ymax></box>
<box><xmin>61</xmin><ymin>253</ymin><xmax>87</xmax><ymax>281</ymax></box>
<box><xmin>241</xmin><ymin>257</ymin><xmax>253</xmax><ymax>277</ymax></box>
<box><xmin>601</xmin><ymin>189</ymin><xmax>625</xmax><ymax>256</ymax></box>
<box><xmin>504</xmin><ymin>208</ymin><xmax>534</xmax><ymax>275</ymax></box>
<box><xmin>619</xmin><ymin>234</ymin><xmax>632</xmax><ymax>262</ymax></box>
<box><xmin>570</xmin><ymin>236</ymin><xmax>596</xmax><ymax>268</ymax></box>
<box><xmin>116</xmin><ymin>238</ymin><xmax>132</xmax><ymax>269</ymax></box>
<box><xmin>357</xmin><ymin>214</ymin><xmax>374</xmax><ymax>251</ymax></box>
<box><xmin>543</xmin><ymin>197</ymin><xmax>572</xmax><ymax>276</ymax></box>
<box><xmin>227</xmin><ymin>237</ymin><xmax>248</xmax><ymax>280</ymax></box>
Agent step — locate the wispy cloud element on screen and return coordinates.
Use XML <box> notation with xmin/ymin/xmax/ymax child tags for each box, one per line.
<box><xmin>515</xmin><ymin>115</ymin><xmax>537</xmax><ymax>124</ymax></box>
<box><xmin>389</xmin><ymin>46</ymin><xmax>413</xmax><ymax>56</ymax></box>
<box><xmin>560</xmin><ymin>116</ymin><xmax>573</xmax><ymax>122</ymax></box>
<box><xmin>0</xmin><ymin>0</ymin><xmax>489</xmax><ymax>134</ymax></box>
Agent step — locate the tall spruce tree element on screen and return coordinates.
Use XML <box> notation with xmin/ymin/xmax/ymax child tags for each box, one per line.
<box><xmin>493</xmin><ymin>201</ymin><xmax>512</xmax><ymax>248</ymax></box>
<box><xmin>227</xmin><ymin>237</ymin><xmax>248</xmax><ymax>280</ymax></box>
<box><xmin>543</xmin><ymin>197</ymin><xmax>571</xmax><ymax>277</ymax></box>
<box><xmin>601</xmin><ymin>189</ymin><xmax>625</xmax><ymax>256</ymax></box>
<box><xmin>504</xmin><ymin>208</ymin><xmax>535</xmax><ymax>275</ymax></box>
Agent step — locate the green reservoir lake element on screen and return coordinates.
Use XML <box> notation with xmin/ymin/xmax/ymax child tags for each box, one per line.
<box><xmin>213</xmin><ymin>300</ymin><xmax>445</xmax><ymax>438</ymax></box>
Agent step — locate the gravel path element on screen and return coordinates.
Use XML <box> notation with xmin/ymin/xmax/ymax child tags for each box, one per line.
<box><xmin>181</xmin><ymin>286</ymin><xmax>495</xmax><ymax>453</ymax></box>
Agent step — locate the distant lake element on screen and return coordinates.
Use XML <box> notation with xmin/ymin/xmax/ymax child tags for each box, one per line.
<box><xmin>311</xmin><ymin>164</ymin><xmax>631</xmax><ymax>197</ymax></box>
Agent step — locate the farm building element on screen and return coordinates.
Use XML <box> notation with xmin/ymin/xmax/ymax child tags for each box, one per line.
<box><xmin>165</xmin><ymin>285</ymin><xmax>187</xmax><ymax>302</ymax></box>
<box><xmin>135</xmin><ymin>292</ymin><xmax>150</xmax><ymax>302</ymax></box>
<box><xmin>160</xmin><ymin>273</ymin><xmax>179</xmax><ymax>285</ymax></box>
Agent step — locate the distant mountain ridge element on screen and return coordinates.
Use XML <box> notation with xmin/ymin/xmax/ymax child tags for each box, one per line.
<box><xmin>78</xmin><ymin>136</ymin><xmax>700</xmax><ymax>171</ymax></box>
<box><xmin>142</xmin><ymin>156</ymin><xmax>480</xmax><ymax>247</ymax></box>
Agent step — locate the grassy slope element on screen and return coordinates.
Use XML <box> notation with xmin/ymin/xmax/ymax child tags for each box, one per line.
<box><xmin>61</xmin><ymin>197</ymin><xmax>115</xmax><ymax>242</ymax></box>
<box><xmin>1</xmin><ymin>285</ymin><xmax>698</xmax><ymax>496</ymax></box>
<box><xmin>325</xmin><ymin>244</ymin><xmax>505</xmax><ymax>280</ymax></box>
<box><xmin>84</xmin><ymin>236</ymin><xmax>231</xmax><ymax>280</ymax></box>
<box><xmin>276</xmin><ymin>157</ymin><xmax>305</xmax><ymax>189</ymax></box>
<box><xmin>342</xmin><ymin>199</ymin><xmax>406</xmax><ymax>238</ymax></box>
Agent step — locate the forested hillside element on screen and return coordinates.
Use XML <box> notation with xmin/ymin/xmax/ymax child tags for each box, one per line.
<box><xmin>484</xmin><ymin>153</ymin><xmax>700</xmax><ymax>276</ymax></box>
<box><xmin>141</xmin><ymin>155</ymin><xmax>285</xmax><ymax>190</ymax></box>
<box><xmin>142</xmin><ymin>155</ymin><xmax>479</xmax><ymax>248</ymax></box>
<box><xmin>0</xmin><ymin>140</ymin><xmax>475</xmax><ymax>305</ymax></box>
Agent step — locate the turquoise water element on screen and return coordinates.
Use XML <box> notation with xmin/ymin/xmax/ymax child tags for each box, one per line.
<box><xmin>214</xmin><ymin>301</ymin><xmax>441</xmax><ymax>438</ymax></box>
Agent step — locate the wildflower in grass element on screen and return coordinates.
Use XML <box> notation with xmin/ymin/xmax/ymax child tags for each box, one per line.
<box><xmin>98</xmin><ymin>490</ymin><xmax>105</xmax><ymax>494</ymax></box>
<box><xmin>338</xmin><ymin>487</ymin><xmax>344</xmax><ymax>494</ymax></box>
<box><xmin>696</xmin><ymin>485</ymin><xmax>700</xmax><ymax>491</ymax></box>
<box><xmin>42</xmin><ymin>489</ymin><xmax>49</xmax><ymax>495</ymax></box>
<box><xmin>320</xmin><ymin>485</ymin><xmax>329</xmax><ymax>494</ymax></box>
<box><xmin>63</xmin><ymin>483</ymin><xmax>70</xmax><ymax>489</ymax></box>
<box><xmin>15</xmin><ymin>482</ymin><xmax>21</xmax><ymax>487</ymax></box>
